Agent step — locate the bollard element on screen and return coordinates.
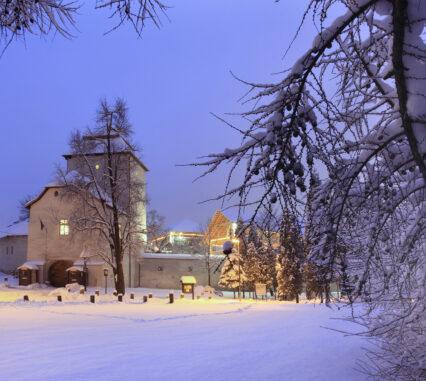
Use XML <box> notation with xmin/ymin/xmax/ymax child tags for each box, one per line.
<box><xmin>148</xmin><ymin>293</ymin><xmax>153</xmax><ymax>299</ymax></box>
<box><xmin>143</xmin><ymin>295</ymin><xmax>148</xmax><ymax>303</ymax></box>
<box><xmin>68</xmin><ymin>288</ymin><xmax>71</xmax><ymax>293</ymax></box>
<box><xmin>169</xmin><ymin>293</ymin><xmax>174</xmax><ymax>304</ymax></box>
<box><xmin>197</xmin><ymin>295</ymin><xmax>201</xmax><ymax>300</ymax></box>
<box><xmin>90</xmin><ymin>295</ymin><xmax>95</xmax><ymax>303</ymax></box>
<box><xmin>4</xmin><ymin>277</ymin><xmax>8</xmax><ymax>283</ymax></box>
<box><xmin>57</xmin><ymin>295</ymin><xmax>62</xmax><ymax>302</ymax></box>
<box><xmin>181</xmin><ymin>293</ymin><xmax>185</xmax><ymax>299</ymax></box>
<box><xmin>23</xmin><ymin>295</ymin><xmax>29</xmax><ymax>301</ymax></box>
<box><xmin>80</xmin><ymin>288</ymin><xmax>84</xmax><ymax>295</ymax></box>
<box><xmin>118</xmin><ymin>294</ymin><xmax>123</xmax><ymax>302</ymax></box>
<box><xmin>208</xmin><ymin>296</ymin><xmax>212</xmax><ymax>300</ymax></box>
<box><xmin>130</xmin><ymin>293</ymin><xmax>134</xmax><ymax>300</ymax></box>
<box><xmin>95</xmin><ymin>290</ymin><xmax>100</xmax><ymax>296</ymax></box>
<box><xmin>113</xmin><ymin>290</ymin><xmax>118</xmax><ymax>296</ymax></box>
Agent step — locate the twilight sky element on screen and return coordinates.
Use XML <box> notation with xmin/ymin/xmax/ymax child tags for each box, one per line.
<box><xmin>0</xmin><ymin>0</ymin><xmax>322</xmax><ymax>231</ymax></box>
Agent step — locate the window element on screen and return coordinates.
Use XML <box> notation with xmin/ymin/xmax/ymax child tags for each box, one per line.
<box><xmin>95</xmin><ymin>164</ymin><xmax>100</xmax><ymax>170</ymax></box>
<box><xmin>59</xmin><ymin>219</ymin><xmax>69</xmax><ymax>236</ymax></box>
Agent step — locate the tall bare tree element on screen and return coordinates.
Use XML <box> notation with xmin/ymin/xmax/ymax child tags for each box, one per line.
<box><xmin>59</xmin><ymin>98</ymin><xmax>146</xmax><ymax>294</ymax></box>
<box><xmin>195</xmin><ymin>1</ymin><xmax>425</xmax><ymax>378</ymax></box>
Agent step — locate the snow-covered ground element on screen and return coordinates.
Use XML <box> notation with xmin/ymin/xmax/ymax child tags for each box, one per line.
<box><xmin>0</xmin><ymin>273</ymin><xmax>368</xmax><ymax>381</ymax></box>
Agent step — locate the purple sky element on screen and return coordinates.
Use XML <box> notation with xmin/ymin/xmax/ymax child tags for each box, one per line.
<box><xmin>0</xmin><ymin>0</ymin><xmax>320</xmax><ymax>230</ymax></box>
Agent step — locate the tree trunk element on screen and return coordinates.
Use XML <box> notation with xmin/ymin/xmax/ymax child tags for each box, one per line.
<box><xmin>296</xmin><ymin>294</ymin><xmax>299</xmax><ymax>303</ymax></box>
<box><xmin>115</xmin><ymin>260</ymin><xmax>126</xmax><ymax>295</ymax></box>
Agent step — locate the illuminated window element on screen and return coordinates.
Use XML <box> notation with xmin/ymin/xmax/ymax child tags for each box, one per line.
<box><xmin>95</xmin><ymin>164</ymin><xmax>100</xmax><ymax>170</ymax></box>
<box><xmin>118</xmin><ymin>224</ymin><xmax>122</xmax><ymax>239</ymax></box>
<box><xmin>59</xmin><ymin>219</ymin><xmax>69</xmax><ymax>236</ymax></box>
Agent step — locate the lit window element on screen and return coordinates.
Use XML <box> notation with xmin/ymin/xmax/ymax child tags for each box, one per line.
<box><xmin>59</xmin><ymin>219</ymin><xmax>69</xmax><ymax>236</ymax></box>
<box><xmin>118</xmin><ymin>224</ymin><xmax>122</xmax><ymax>239</ymax></box>
<box><xmin>95</xmin><ymin>164</ymin><xmax>100</xmax><ymax>170</ymax></box>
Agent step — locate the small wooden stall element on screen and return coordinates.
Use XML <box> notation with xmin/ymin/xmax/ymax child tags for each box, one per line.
<box><xmin>180</xmin><ymin>276</ymin><xmax>197</xmax><ymax>300</ymax></box>
<box><xmin>17</xmin><ymin>262</ymin><xmax>41</xmax><ymax>286</ymax></box>
<box><xmin>66</xmin><ymin>266</ymin><xmax>84</xmax><ymax>285</ymax></box>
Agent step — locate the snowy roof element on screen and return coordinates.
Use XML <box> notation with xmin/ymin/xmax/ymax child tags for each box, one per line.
<box><xmin>17</xmin><ymin>260</ymin><xmax>45</xmax><ymax>270</ymax></box>
<box><xmin>166</xmin><ymin>219</ymin><xmax>202</xmax><ymax>233</ymax></box>
<box><xmin>0</xmin><ymin>221</ymin><xmax>28</xmax><ymax>238</ymax></box>
<box><xmin>66</xmin><ymin>266</ymin><xmax>84</xmax><ymax>272</ymax></box>
<box><xmin>180</xmin><ymin>276</ymin><xmax>197</xmax><ymax>284</ymax></box>
<box><xmin>140</xmin><ymin>253</ymin><xmax>207</xmax><ymax>260</ymax></box>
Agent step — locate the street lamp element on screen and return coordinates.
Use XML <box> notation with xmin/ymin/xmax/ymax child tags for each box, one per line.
<box><xmin>103</xmin><ymin>268</ymin><xmax>108</xmax><ymax>294</ymax></box>
<box><xmin>80</xmin><ymin>246</ymin><xmax>91</xmax><ymax>291</ymax></box>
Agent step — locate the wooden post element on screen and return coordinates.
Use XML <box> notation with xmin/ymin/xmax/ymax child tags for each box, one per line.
<box><xmin>4</xmin><ymin>277</ymin><xmax>8</xmax><ymax>283</ymax></box>
<box><xmin>181</xmin><ymin>293</ymin><xmax>185</xmax><ymax>299</ymax></box>
<box><xmin>130</xmin><ymin>293</ymin><xmax>134</xmax><ymax>300</ymax></box>
<box><xmin>143</xmin><ymin>295</ymin><xmax>148</xmax><ymax>303</ymax></box>
<box><xmin>169</xmin><ymin>293</ymin><xmax>174</xmax><ymax>304</ymax></box>
<box><xmin>90</xmin><ymin>295</ymin><xmax>95</xmax><ymax>303</ymax></box>
<box><xmin>118</xmin><ymin>294</ymin><xmax>123</xmax><ymax>302</ymax></box>
<box><xmin>80</xmin><ymin>288</ymin><xmax>84</xmax><ymax>295</ymax></box>
<box><xmin>197</xmin><ymin>295</ymin><xmax>201</xmax><ymax>300</ymax></box>
<box><xmin>95</xmin><ymin>290</ymin><xmax>100</xmax><ymax>296</ymax></box>
<box><xmin>23</xmin><ymin>295</ymin><xmax>29</xmax><ymax>301</ymax></box>
<box><xmin>148</xmin><ymin>293</ymin><xmax>153</xmax><ymax>299</ymax></box>
<box><xmin>57</xmin><ymin>295</ymin><xmax>62</xmax><ymax>302</ymax></box>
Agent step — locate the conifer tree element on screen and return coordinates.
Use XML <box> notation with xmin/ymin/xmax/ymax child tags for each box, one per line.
<box><xmin>275</xmin><ymin>211</ymin><xmax>303</xmax><ymax>302</ymax></box>
<box><xmin>243</xmin><ymin>242</ymin><xmax>262</xmax><ymax>290</ymax></box>
<box><xmin>218</xmin><ymin>248</ymin><xmax>247</xmax><ymax>295</ymax></box>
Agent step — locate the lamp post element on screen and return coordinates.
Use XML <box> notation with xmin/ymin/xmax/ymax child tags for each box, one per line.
<box><xmin>80</xmin><ymin>247</ymin><xmax>91</xmax><ymax>291</ymax></box>
<box><xmin>103</xmin><ymin>268</ymin><xmax>108</xmax><ymax>294</ymax></box>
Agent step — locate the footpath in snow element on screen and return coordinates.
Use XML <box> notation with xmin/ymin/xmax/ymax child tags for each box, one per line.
<box><xmin>0</xmin><ymin>274</ymin><xmax>368</xmax><ymax>381</ymax></box>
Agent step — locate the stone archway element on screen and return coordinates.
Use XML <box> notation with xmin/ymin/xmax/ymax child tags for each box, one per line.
<box><xmin>49</xmin><ymin>260</ymin><xmax>73</xmax><ymax>287</ymax></box>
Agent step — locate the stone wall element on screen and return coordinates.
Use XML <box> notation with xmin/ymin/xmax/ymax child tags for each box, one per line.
<box><xmin>137</xmin><ymin>254</ymin><xmax>225</xmax><ymax>290</ymax></box>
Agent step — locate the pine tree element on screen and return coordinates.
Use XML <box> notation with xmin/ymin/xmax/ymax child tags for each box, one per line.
<box><xmin>243</xmin><ymin>242</ymin><xmax>262</xmax><ymax>290</ymax></box>
<box><xmin>218</xmin><ymin>249</ymin><xmax>247</xmax><ymax>295</ymax></box>
<box><xmin>258</xmin><ymin>245</ymin><xmax>276</xmax><ymax>291</ymax></box>
<box><xmin>275</xmin><ymin>211</ymin><xmax>303</xmax><ymax>302</ymax></box>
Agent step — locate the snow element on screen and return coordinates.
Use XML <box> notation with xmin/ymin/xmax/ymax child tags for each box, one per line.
<box><xmin>141</xmin><ymin>253</ymin><xmax>214</xmax><ymax>260</ymax></box>
<box><xmin>65</xmin><ymin>266</ymin><xmax>84</xmax><ymax>272</ymax></box>
<box><xmin>0</xmin><ymin>281</ymin><xmax>369</xmax><ymax>381</ymax></box>
<box><xmin>17</xmin><ymin>260</ymin><xmax>45</xmax><ymax>270</ymax></box>
<box><xmin>0</xmin><ymin>220</ymin><xmax>28</xmax><ymax>238</ymax></box>
<box><xmin>180</xmin><ymin>276</ymin><xmax>196</xmax><ymax>284</ymax></box>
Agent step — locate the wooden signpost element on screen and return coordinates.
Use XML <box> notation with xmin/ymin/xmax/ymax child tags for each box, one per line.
<box><xmin>255</xmin><ymin>283</ymin><xmax>267</xmax><ymax>300</ymax></box>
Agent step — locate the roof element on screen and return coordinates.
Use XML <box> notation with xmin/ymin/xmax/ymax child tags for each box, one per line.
<box><xmin>166</xmin><ymin>219</ymin><xmax>202</xmax><ymax>233</ymax></box>
<box><xmin>17</xmin><ymin>260</ymin><xmax>45</xmax><ymax>270</ymax></box>
<box><xmin>140</xmin><ymin>253</ymin><xmax>206</xmax><ymax>260</ymax></box>
<box><xmin>25</xmin><ymin>172</ymin><xmax>115</xmax><ymax>210</ymax></box>
<box><xmin>180</xmin><ymin>276</ymin><xmax>197</xmax><ymax>284</ymax></box>
<box><xmin>0</xmin><ymin>221</ymin><xmax>28</xmax><ymax>238</ymax></box>
<box><xmin>66</xmin><ymin>266</ymin><xmax>84</xmax><ymax>272</ymax></box>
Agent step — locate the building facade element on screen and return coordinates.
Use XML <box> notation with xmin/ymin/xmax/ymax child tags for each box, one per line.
<box><xmin>0</xmin><ymin>221</ymin><xmax>28</xmax><ymax>274</ymax></box>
